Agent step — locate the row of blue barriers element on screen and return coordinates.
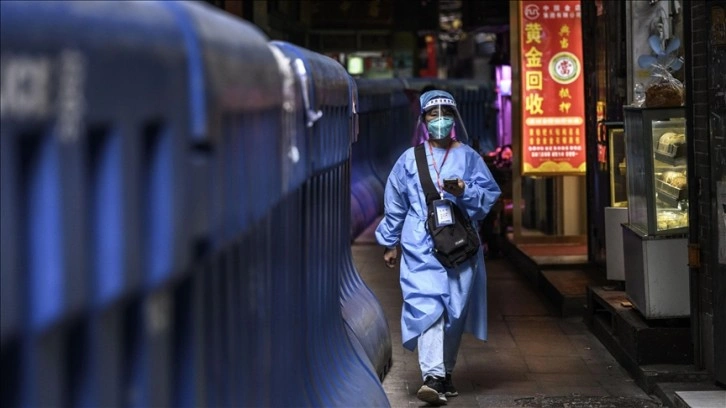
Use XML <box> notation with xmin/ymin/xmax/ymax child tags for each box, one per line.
<box><xmin>0</xmin><ymin>2</ymin><xmax>495</xmax><ymax>407</ymax></box>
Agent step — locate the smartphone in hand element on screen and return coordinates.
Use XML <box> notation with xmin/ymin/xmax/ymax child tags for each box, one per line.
<box><xmin>443</xmin><ymin>178</ymin><xmax>459</xmax><ymax>189</ymax></box>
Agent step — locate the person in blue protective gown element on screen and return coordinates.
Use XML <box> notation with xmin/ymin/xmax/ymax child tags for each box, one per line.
<box><xmin>375</xmin><ymin>90</ymin><xmax>501</xmax><ymax>406</ymax></box>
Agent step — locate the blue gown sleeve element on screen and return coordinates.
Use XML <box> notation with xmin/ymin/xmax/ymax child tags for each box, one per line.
<box><xmin>457</xmin><ymin>152</ymin><xmax>501</xmax><ymax>221</ymax></box>
<box><xmin>375</xmin><ymin>156</ymin><xmax>410</xmax><ymax>247</ymax></box>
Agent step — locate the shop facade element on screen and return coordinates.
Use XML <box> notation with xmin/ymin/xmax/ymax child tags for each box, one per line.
<box><xmin>582</xmin><ymin>0</ymin><xmax>725</xmax><ymax>388</ymax></box>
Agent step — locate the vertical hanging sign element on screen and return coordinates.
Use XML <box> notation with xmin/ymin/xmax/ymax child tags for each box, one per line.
<box><xmin>520</xmin><ymin>1</ymin><xmax>586</xmax><ymax>175</ymax></box>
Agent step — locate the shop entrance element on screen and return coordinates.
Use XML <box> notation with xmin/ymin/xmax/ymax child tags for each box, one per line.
<box><xmin>508</xmin><ymin>175</ymin><xmax>588</xmax><ymax>265</ymax></box>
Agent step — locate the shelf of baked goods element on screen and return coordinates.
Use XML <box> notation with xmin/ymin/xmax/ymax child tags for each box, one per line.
<box><xmin>652</xmin><ymin>120</ymin><xmax>688</xmax><ymax>232</ymax></box>
<box><xmin>654</xmin><ymin>167</ymin><xmax>688</xmax><ymax>232</ymax></box>
<box><xmin>655</xmin><ymin>168</ymin><xmax>687</xmax><ymax>207</ymax></box>
<box><xmin>655</xmin><ymin>208</ymin><xmax>688</xmax><ymax>231</ymax></box>
<box><xmin>654</xmin><ymin>131</ymin><xmax>687</xmax><ymax>165</ymax></box>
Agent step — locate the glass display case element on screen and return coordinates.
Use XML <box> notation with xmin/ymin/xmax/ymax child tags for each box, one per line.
<box><xmin>623</xmin><ymin>107</ymin><xmax>688</xmax><ymax>236</ymax></box>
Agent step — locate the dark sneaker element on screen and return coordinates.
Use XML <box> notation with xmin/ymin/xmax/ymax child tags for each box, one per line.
<box><xmin>417</xmin><ymin>376</ymin><xmax>447</xmax><ymax>406</ymax></box>
<box><xmin>443</xmin><ymin>373</ymin><xmax>458</xmax><ymax>397</ymax></box>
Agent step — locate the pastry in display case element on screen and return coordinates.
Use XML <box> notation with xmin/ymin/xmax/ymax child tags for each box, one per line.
<box><xmin>655</xmin><ymin>132</ymin><xmax>687</xmax><ymax>165</ymax></box>
<box><xmin>622</xmin><ymin>107</ymin><xmax>688</xmax><ymax>236</ymax></box>
<box><xmin>656</xmin><ymin>169</ymin><xmax>688</xmax><ymax>209</ymax></box>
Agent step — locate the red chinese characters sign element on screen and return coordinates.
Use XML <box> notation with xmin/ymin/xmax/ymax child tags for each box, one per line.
<box><xmin>520</xmin><ymin>1</ymin><xmax>586</xmax><ymax>175</ymax></box>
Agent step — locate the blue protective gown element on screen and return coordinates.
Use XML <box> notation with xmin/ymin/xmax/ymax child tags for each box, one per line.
<box><xmin>375</xmin><ymin>142</ymin><xmax>501</xmax><ymax>351</ymax></box>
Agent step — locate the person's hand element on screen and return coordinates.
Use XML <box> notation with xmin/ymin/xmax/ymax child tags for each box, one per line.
<box><xmin>443</xmin><ymin>178</ymin><xmax>465</xmax><ymax>197</ymax></box>
<box><xmin>383</xmin><ymin>246</ymin><xmax>399</xmax><ymax>268</ymax></box>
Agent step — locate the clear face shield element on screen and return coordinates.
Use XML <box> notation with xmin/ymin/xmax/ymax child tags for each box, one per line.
<box><xmin>413</xmin><ymin>94</ymin><xmax>470</xmax><ymax>143</ymax></box>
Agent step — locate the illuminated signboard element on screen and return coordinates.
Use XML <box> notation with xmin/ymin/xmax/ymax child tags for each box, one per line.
<box><xmin>520</xmin><ymin>0</ymin><xmax>586</xmax><ymax>175</ymax></box>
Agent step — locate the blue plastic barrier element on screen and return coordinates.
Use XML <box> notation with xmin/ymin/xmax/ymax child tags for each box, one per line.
<box><xmin>342</xmin><ymin>74</ymin><xmax>392</xmax><ymax>382</ymax></box>
<box><xmin>0</xmin><ymin>0</ymin><xmax>194</xmax><ymax>333</ymax></box>
<box><xmin>1</xmin><ymin>2</ymin><xmax>393</xmax><ymax>407</ymax></box>
<box><xmin>350</xmin><ymin>79</ymin><xmax>413</xmax><ymax>239</ymax></box>
<box><xmin>172</xmin><ymin>3</ymin><xmax>294</xmax><ymax>407</ymax></box>
<box><xmin>357</xmin><ymin>79</ymin><xmax>412</xmax><ymax>186</ymax></box>
<box><xmin>270</xmin><ymin>41</ymin><xmax>391</xmax><ymax>407</ymax></box>
<box><xmin>1</xmin><ymin>2</ymin><xmax>198</xmax><ymax>406</ymax></box>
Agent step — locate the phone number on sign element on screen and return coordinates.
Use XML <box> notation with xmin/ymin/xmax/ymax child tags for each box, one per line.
<box><xmin>529</xmin><ymin>151</ymin><xmax>578</xmax><ymax>158</ymax></box>
<box><xmin>528</xmin><ymin>145</ymin><xmax>582</xmax><ymax>151</ymax></box>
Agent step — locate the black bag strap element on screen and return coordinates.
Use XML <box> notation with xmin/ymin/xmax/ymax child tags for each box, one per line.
<box><xmin>414</xmin><ymin>143</ymin><xmax>440</xmax><ymax>205</ymax></box>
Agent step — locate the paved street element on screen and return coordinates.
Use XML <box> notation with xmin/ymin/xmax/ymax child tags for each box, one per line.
<box><xmin>352</xmin><ymin>233</ymin><xmax>663</xmax><ymax>408</ymax></box>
